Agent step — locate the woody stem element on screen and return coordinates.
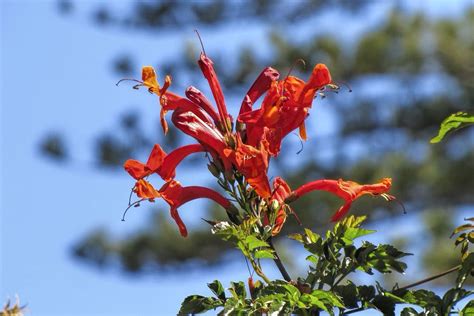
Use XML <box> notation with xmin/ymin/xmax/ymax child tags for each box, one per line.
<box><xmin>268</xmin><ymin>238</ymin><xmax>292</xmax><ymax>282</ymax></box>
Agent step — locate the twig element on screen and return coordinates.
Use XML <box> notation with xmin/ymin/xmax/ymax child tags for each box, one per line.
<box><xmin>268</xmin><ymin>238</ymin><xmax>292</xmax><ymax>282</ymax></box>
<box><xmin>342</xmin><ymin>265</ymin><xmax>461</xmax><ymax>315</ymax></box>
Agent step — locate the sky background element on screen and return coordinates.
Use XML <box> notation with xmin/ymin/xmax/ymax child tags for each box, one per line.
<box><xmin>1</xmin><ymin>1</ymin><xmax>472</xmax><ymax>315</ymax></box>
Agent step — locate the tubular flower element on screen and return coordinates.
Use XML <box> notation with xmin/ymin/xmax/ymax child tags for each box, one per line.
<box><xmin>288</xmin><ymin>178</ymin><xmax>394</xmax><ymax>221</ymax></box>
<box><xmin>198</xmin><ymin>53</ymin><xmax>230</xmax><ymax>132</ymax></box>
<box><xmin>223</xmin><ymin>136</ymin><xmax>271</xmax><ymax>198</ymax></box>
<box><xmin>238</xmin><ymin>64</ymin><xmax>333</xmax><ymax>156</ymax></box>
<box><xmin>122</xmin><ymin>49</ymin><xmax>394</xmax><ymax>240</ymax></box>
<box><xmin>124</xmin><ymin>143</ymin><xmax>205</xmax><ymax>181</ymax></box>
<box><xmin>159</xmin><ymin>180</ymin><xmax>231</xmax><ymax>237</ymax></box>
<box><xmin>136</xmin><ymin>66</ymin><xmax>172</xmax><ymax>134</ymax></box>
<box><xmin>134</xmin><ymin>179</ymin><xmax>231</xmax><ymax>237</ymax></box>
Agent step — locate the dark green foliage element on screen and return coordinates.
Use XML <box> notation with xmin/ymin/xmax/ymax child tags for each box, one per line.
<box><xmin>178</xmin><ymin>216</ymin><xmax>473</xmax><ymax>314</ymax></box>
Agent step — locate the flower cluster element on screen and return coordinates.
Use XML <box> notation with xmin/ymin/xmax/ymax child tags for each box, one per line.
<box><xmin>122</xmin><ymin>52</ymin><xmax>394</xmax><ymax>237</ymax></box>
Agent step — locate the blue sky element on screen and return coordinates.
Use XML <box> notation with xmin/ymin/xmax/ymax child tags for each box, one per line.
<box><xmin>1</xmin><ymin>1</ymin><xmax>472</xmax><ymax>315</ymax></box>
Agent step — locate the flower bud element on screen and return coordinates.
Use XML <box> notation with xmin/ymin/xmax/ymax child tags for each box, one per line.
<box><xmin>270</xmin><ymin>200</ymin><xmax>280</xmax><ymax>212</ymax></box>
<box><xmin>236</xmin><ymin>121</ymin><xmax>245</xmax><ymax>133</ymax></box>
<box><xmin>224</xmin><ymin>169</ymin><xmax>235</xmax><ymax>183</ymax></box>
<box><xmin>213</xmin><ymin>159</ymin><xmax>224</xmax><ymax>172</ymax></box>
<box><xmin>207</xmin><ymin>162</ymin><xmax>221</xmax><ymax>178</ymax></box>
<box><xmin>226</xmin><ymin>117</ymin><xmax>233</xmax><ymax>132</ymax></box>
<box><xmin>225</xmin><ymin>134</ymin><xmax>236</xmax><ymax>149</ymax></box>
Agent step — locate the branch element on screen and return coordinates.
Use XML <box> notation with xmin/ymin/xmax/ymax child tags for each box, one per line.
<box><xmin>268</xmin><ymin>238</ymin><xmax>292</xmax><ymax>282</ymax></box>
<box><xmin>342</xmin><ymin>265</ymin><xmax>461</xmax><ymax>315</ymax></box>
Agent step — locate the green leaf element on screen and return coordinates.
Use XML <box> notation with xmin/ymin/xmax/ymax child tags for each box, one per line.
<box><xmin>430</xmin><ymin>112</ymin><xmax>474</xmax><ymax>143</ymax></box>
<box><xmin>372</xmin><ymin>295</ymin><xmax>396</xmax><ymax>316</ymax></box>
<box><xmin>311</xmin><ymin>290</ymin><xmax>345</xmax><ymax>308</ymax></box>
<box><xmin>457</xmin><ymin>253</ymin><xmax>474</xmax><ymax>288</ymax></box>
<box><xmin>334</xmin><ymin>282</ymin><xmax>359</xmax><ymax>308</ymax></box>
<box><xmin>342</xmin><ymin>227</ymin><xmax>375</xmax><ymax>245</ymax></box>
<box><xmin>178</xmin><ymin>295</ymin><xmax>221</xmax><ymax>315</ymax></box>
<box><xmin>304</xmin><ymin>228</ymin><xmax>320</xmax><ymax>243</ymax></box>
<box><xmin>288</xmin><ymin>233</ymin><xmax>303</xmax><ymax>243</ymax></box>
<box><xmin>460</xmin><ymin>300</ymin><xmax>474</xmax><ymax>315</ymax></box>
<box><xmin>244</xmin><ymin>235</ymin><xmax>269</xmax><ymax>250</ymax></box>
<box><xmin>299</xmin><ymin>294</ymin><xmax>328</xmax><ymax>312</ymax></box>
<box><xmin>229</xmin><ymin>281</ymin><xmax>246</xmax><ymax>300</ymax></box>
<box><xmin>401</xmin><ymin>307</ymin><xmax>420</xmax><ymax>316</ymax></box>
<box><xmin>254</xmin><ymin>249</ymin><xmax>275</xmax><ymax>259</ymax></box>
<box><xmin>208</xmin><ymin>280</ymin><xmax>226</xmax><ymax>301</ymax></box>
<box><xmin>400</xmin><ymin>289</ymin><xmax>442</xmax><ymax>309</ymax></box>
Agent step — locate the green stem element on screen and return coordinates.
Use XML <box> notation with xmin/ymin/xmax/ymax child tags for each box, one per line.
<box><xmin>268</xmin><ymin>238</ymin><xmax>292</xmax><ymax>282</ymax></box>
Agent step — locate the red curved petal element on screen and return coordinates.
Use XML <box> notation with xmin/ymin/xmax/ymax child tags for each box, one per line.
<box><xmin>124</xmin><ymin>159</ymin><xmax>148</xmax><ymax>180</ymax></box>
<box><xmin>238</xmin><ymin>67</ymin><xmax>280</xmax><ymax>117</ymax></box>
<box><xmin>146</xmin><ymin>144</ymin><xmax>167</xmax><ymax>171</ymax></box>
<box><xmin>185</xmin><ymin>86</ymin><xmax>220</xmax><ymax>124</ymax></box>
<box><xmin>158</xmin><ymin>144</ymin><xmax>205</xmax><ymax>181</ymax></box>
<box><xmin>198</xmin><ymin>53</ymin><xmax>229</xmax><ymax>125</ymax></box>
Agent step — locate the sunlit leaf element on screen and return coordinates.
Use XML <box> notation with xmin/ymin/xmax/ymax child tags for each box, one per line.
<box><xmin>430</xmin><ymin>112</ymin><xmax>474</xmax><ymax>143</ymax></box>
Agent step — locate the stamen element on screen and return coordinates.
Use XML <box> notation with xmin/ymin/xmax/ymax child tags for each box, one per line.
<box><xmin>115</xmin><ymin>78</ymin><xmax>143</xmax><ymax>87</ymax></box>
<box><xmin>282</xmin><ymin>58</ymin><xmax>306</xmax><ymax>96</ymax></box>
<box><xmin>332</xmin><ymin>80</ymin><xmax>352</xmax><ymax>93</ymax></box>
<box><xmin>121</xmin><ymin>198</ymin><xmax>146</xmax><ymax>221</ymax></box>
<box><xmin>194</xmin><ymin>29</ymin><xmax>207</xmax><ymax>56</ymax></box>
<box><xmin>291</xmin><ymin>131</ymin><xmax>305</xmax><ymax>154</ymax></box>
<box><xmin>285</xmin><ymin>58</ymin><xmax>306</xmax><ymax>81</ymax></box>
<box><xmin>382</xmin><ymin>193</ymin><xmax>407</xmax><ymax>215</ymax></box>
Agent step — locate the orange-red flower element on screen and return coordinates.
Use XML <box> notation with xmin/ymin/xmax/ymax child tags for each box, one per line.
<box><xmin>124</xmin><ymin>143</ymin><xmax>205</xmax><ymax>182</ymax></box>
<box><xmin>133</xmin><ymin>179</ymin><xmax>231</xmax><ymax>237</ymax></box>
<box><xmin>239</xmin><ymin>64</ymin><xmax>332</xmax><ymax>156</ymax></box>
<box><xmin>289</xmin><ymin>178</ymin><xmax>393</xmax><ymax>221</ymax></box>
<box><xmin>223</xmin><ymin>135</ymin><xmax>271</xmax><ymax>198</ymax></box>
<box><xmin>269</xmin><ymin>177</ymin><xmax>292</xmax><ymax>235</ymax></box>
<box><xmin>198</xmin><ymin>53</ymin><xmax>230</xmax><ymax>132</ymax></box>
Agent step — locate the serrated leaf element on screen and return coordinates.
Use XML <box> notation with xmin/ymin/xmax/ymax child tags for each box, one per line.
<box><xmin>299</xmin><ymin>294</ymin><xmax>328</xmax><ymax>311</ymax></box>
<box><xmin>372</xmin><ymin>295</ymin><xmax>396</xmax><ymax>316</ymax></box>
<box><xmin>343</xmin><ymin>227</ymin><xmax>375</xmax><ymax>244</ymax></box>
<box><xmin>311</xmin><ymin>290</ymin><xmax>345</xmax><ymax>308</ymax></box>
<box><xmin>229</xmin><ymin>281</ymin><xmax>246</xmax><ymax>300</ymax></box>
<box><xmin>178</xmin><ymin>295</ymin><xmax>221</xmax><ymax>315</ymax></box>
<box><xmin>401</xmin><ymin>307</ymin><xmax>420</xmax><ymax>316</ymax></box>
<box><xmin>457</xmin><ymin>253</ymin><xmax>474</xmax><ymax>288</ymax></box>
<box><xmin>288</xmin><ymin>233</ymin><xmax>303</xmax><ymax>243</ymax></box>
<box><xmin>305</xmin><ymin>254</ymin><xmax>318</xmax><ymax>265</ymax></box>
<box><xmin>208</xmin><ymin>280</ymin><xmax>226</xmax><ymax>301</ymax></box>
<box><xmin>334</xmin><ymin>282</ymin><xmax>359</xmax><ymax>308</ymax></box>
<box><xmin>400</xmin><ymin>289</ymin><xmax>442</xmax><ymax>308</ymax></box>
<box><xmin>430</xmin><ymin>112</ymin><xmax>474</xmax><ymax>143</ymax></box>
<box><xmin>460</xmin><ymin>300</ymin><xmax>474</xmax><ymax>315</ymax></box>
<box><xmin>254</xmin><ymin>249</ymin><xmax>275</xmax><ymax>259</ymax></box>
<box><xmin>304</xmin><ymin>228</ymin><xmax>320</xmax><ymax>243</ymax></box>
<box><xmin>244</xmin><ymin>235</ymin><xmax>269</xmax><ymax>250</ymax></box>
<box><xmin>452</xmin><ymin>224</ymin><xmax>474</xmax><ymax>237</ymax></box>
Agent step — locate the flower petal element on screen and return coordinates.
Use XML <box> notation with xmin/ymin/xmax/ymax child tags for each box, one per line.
<box><xmin>198</xmin><ymin>53</ymin><xmax>229</xmax><ymax>126</ymax></box>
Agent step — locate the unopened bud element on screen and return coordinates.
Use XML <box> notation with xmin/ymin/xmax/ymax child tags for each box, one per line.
<box><xmin>226</xmin><ymin>117</ymin><xmax>233</xmax><ymax>132</ymax></box>
<box><xmin>207</xmin><ymin>162</ymin><xmax>221</xmax><ymax>178</ymax></box>
<box><xmin>270</xmin><ymin>200</ymin><xmax>280</xmax><ymax>212</ymax></box>
<box><xmin>213</xmin><ymin>159</ymin><xmax>224</xmax><ymax>172</ymax></box>
<box><xmin>224</xmin><ymin>169</ymin><xmax>235</xmax><ymax>183</ymax></box>
<box><xmin>225</xmin><ymin>134</ymin><xmax>236</xmax><ymax>149</ymax></box>
<box><xmin>236</xmin><ymin>121</ymin><xmax>245</xmax><ymax>133</ymax></box>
